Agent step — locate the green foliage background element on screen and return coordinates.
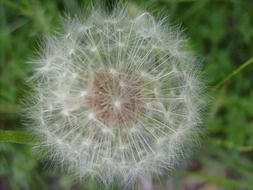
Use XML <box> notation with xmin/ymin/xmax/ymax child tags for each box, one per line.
<box><xmin>0</xmin><ymin>0</ymin><xmax>253</xmax><ymax>189</ymax></box>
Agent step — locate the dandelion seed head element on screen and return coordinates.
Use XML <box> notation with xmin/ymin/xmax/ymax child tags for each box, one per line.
<box><xmin>25</xmin><ymin>7</ymin><xmax>205</xmax><ymax>188</ymax></box>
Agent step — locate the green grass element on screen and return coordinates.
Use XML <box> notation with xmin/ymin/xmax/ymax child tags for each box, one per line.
<box><xmin>1</xmin><ymin>0</ymin><xmax>253</xmax><ymax>189</ymax></box>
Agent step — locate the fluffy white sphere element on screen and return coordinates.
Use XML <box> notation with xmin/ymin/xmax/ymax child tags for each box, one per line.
<box><xmin>26</xmin><ymin>8</ymin><xmax>204</xmax><ymax>187</ymax></box>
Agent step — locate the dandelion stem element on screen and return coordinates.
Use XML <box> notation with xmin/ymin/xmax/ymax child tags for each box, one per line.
<box><xmin>215</xmin><ymin>56</ymin><xmax>253</xmax><ymax>89</ymax></box>
<box><xmin>139</xmin><ymin>175</ymin><xmax>154</xmax><ymax>190</ymax></box>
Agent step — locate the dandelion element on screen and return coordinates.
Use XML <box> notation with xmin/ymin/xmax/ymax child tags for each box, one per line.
<box><xmin>25</xmin><ymin>7</ymin><xmax>204</xmax><ymax>188</ymax></box>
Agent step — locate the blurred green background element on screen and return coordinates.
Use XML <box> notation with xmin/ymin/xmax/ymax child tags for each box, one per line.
<box><xmin>1</xmin><ymin>0</ymin><xmax>253</xmax><ymax>189</ymax></box>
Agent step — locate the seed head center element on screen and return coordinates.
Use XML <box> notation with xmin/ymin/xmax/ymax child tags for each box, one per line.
<box><xmin>114</xmin><ymin>100</ymin><xmax>121</xmax><ymax>109</ymax></box>
<box><xmin>85</xmin><ymin>69</ymin><xmax>143</xmax><ymax>125</ymax></box>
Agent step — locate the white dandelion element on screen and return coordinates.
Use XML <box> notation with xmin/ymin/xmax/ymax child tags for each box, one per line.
<box><xmin>25</xmin><ymin>7</ymin><xmax>204</xmax><ymax>188</ymax></box>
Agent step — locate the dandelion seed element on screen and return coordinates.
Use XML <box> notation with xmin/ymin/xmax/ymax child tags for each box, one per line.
<box><xmin>25</xmin><ymin>7</ymin><xmax>204</xmax><ymax>188</ymax></box>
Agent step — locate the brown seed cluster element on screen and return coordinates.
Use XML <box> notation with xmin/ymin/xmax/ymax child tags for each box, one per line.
<box><xmin>85</xmin><ymin>69</ymin><xmax>144</xmax><ymax>126</ymax></box>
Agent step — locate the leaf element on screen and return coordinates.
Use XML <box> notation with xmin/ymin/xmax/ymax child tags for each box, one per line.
<box><xmin>214</xmin><ymin>56</ymin><xmax>253</xmax><ymax>89</ymax></box>
<box><xmin>0</xmin><ymin>130</ymin><xmax>38</xmax><ymax>145</ymax></box>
